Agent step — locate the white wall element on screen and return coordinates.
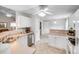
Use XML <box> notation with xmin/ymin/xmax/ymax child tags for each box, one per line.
<box><xmin>49</xmin><ymin>22</ymin><xmax>65</xmax><ymax>30</ymax></box>
<box><xmin>50</xmin><ymin>19</ymin><xmax>66</xmax><ymax>30</ymax></box>
<box><xmin>65</xmin><ymin>18</ymin><xmax>68</xmax><ymax>30</ymax></box>
<box><xmin>31</xmin><ymin>16</ymin><xmax>40</xmax><ymax>43</ymax></box>
<box><xmin>42</xmin><ymin>21</ymin><xmax>49</xmax><ymax>34</ymax></box>
<box><xmin>42</xmin><ymin>19</ymin><xmax>66</xmax><ymax>34</ymax></box>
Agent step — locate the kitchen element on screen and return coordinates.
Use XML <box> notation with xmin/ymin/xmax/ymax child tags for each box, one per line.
<box><xmin>0</xmin><ymin>5</ymin><xmax>79</xmax><ymax>54</ymax></box>
<box><xmin>0</xmin><ymin>6</ymin><xmax>35</xmax><ymax>54</ymax></box>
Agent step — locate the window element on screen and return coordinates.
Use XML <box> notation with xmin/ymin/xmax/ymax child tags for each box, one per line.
<box><xmin>10</xmin><ymin>22</ymin><xmax>16</xmax><ymax>27</ymax></box>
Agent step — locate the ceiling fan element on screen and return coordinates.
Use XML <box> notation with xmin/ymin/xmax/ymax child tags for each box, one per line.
<box><xmin>34</xmin><ymin>5</ymin><xmax>54</xmax><ymax>17</ymax></box>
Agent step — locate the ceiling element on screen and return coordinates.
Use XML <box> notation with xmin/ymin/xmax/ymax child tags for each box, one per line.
<box><xmin>0</xmin><ymin>6</ymin><xmax>15</xmax><ymax>22</ymax></box>
<box><xmin>2</xmin><ymin>5</ymin><xmax>79</xmax><ymax>20</ymax></box>
<box><xmin>2</xmin><ymin>5</ymin><xmax>38</xmax><ymax>12</ymax></box>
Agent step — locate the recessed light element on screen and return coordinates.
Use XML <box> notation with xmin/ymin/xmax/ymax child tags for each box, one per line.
<box><xmin>6</xmin><ymin>14</ymin><xmax>12</xmax><ymax>17</ymax></box>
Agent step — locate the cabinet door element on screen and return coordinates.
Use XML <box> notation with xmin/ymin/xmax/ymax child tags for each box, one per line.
<box><xmin>48</xmin><ymin>35</ymin><xmax>56</xmax><ymax>47</ymax></box>
<box><xmin>55</xmin><ymin>37</ymin><xmax>68</xmax><ymax>49</ymax></box>
<box><xmin>17</xmin><ymin>36</ymin><xmax>28</xmax><ymax>47</ymax></box>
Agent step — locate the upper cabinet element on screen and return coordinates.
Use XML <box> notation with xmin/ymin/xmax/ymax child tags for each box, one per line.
<box><xmin>16</xmin><ymin>12</ymin><xmax>32</xmax><ymax>28</ymax></box>
<box><xmin>68</xmin><ymin>9</ymin><xmax>79</xmax><ymax>30</ymax></box>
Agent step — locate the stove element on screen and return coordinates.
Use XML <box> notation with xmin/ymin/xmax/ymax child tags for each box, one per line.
<box><xmin>68</xmin><ymin>38</ymin><xmax>75</xmax><ymax>46</ymax></box>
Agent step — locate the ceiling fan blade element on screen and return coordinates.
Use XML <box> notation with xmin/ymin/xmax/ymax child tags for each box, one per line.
<box><xmin>46</xmin><ymin>9</ymin><xmax>54</xmax><ymax>13</ymax></box>
<box><xmin>44</xmin><ymin>11</ymin><xmax>53</xmax><ymax>15</ymax></box>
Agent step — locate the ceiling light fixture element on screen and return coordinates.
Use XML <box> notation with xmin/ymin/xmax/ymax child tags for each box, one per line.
<box><xmin>6</xmin><ymin>14</ymin><xmax>12</xmax><ymax>17</ymax></box>
<box><xmin>38</xmin><ymin>12</ymin><xmax>46</xmax><ymax>17</ymax></box>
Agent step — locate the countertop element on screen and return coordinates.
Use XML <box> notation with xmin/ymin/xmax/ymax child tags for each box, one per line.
<box><xmin>0</xmin><ymin>30</ymin><xmax>33</xmax><ymax>43</ymax></box>
<box><xmin>48</xmin><ymin>33</ymin><xmax>75</xmax><ymax>38</ymax></box>
<box><xmin>49</xmin><ymin>29</ymin><xmax>75</xmax><ymax>38</ymax></box>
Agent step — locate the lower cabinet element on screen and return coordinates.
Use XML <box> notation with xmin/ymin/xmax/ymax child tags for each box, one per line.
<box><xmin>0</xmin><ymin>43</ymin><xmax>11</xmax><ymax>54</ymax></box>
<box><xmin>48</xmin><ymin>35</ymin><xmax>68</xmax><ymax>49</ymax></box>
<box><xmin>17</xmin><ymin>33</ymin><xmax>35</xmax><ymax>47</ymax></box>
<box><xmin>17</xmin><ymin>36</ymin><xmax>28</xmax><ymax>48</ymax></box>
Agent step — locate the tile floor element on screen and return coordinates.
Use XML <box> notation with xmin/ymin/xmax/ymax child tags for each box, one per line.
<box><xmin>32</xmin><ymin>42</ymin><xmax>66</xmax><ymax>54</ymax></box>
<box><xmin>32</xmin><ymin>34</ymin><xmax>67</xmax><ymax>54</ymax></box>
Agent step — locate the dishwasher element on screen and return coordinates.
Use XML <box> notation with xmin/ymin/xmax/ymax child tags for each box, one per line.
<box><xmin>27</xmin><ymin>33</ymin><xmax>35</xmax><ymax>47</ymax></box>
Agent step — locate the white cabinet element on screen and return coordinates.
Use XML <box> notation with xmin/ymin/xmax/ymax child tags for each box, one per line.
<box><xmin>48</xmin><ymin>35</ymin><xmax>68</xmax><ymax>49</ymax></box>
<box><xmin>0</xmin><ymin>43</ymin><xmax>11</xmax><ymax>54</ymax></box>
<box><xmin>17</xmin><ymin>35</ymin><xmax>28</xmax><ymax>48</ymax></box>
<box><xmin>55</xmin><ymin>37</ymin><xmax>68</xmax><ymax>48</ymax></box>
<box><xmin>48</xmin><ymin>36</ymin><xmax>56</xmax><ymax>47</ymax></box>
<box><xmin>16</xmin><ymin>13</ymin><xmax>32</xmax><ymax>28</ymax></box>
